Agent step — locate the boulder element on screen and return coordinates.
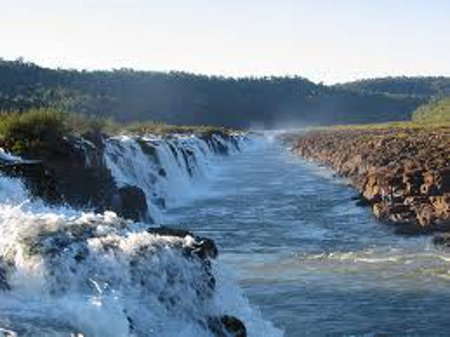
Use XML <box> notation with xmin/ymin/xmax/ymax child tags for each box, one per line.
<box><xmin>116</xmin><ymin>185</ymin><xmax>149</xmax><ymax>222</ymax></box>
<box><xmin>208</xmin><ymin>315</ymin><xmax>247</xmax><ymax>337</ymax></box>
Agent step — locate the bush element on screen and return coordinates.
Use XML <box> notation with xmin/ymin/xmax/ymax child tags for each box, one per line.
<box><xmin>0</xmin><ymin>109</ymin><xmax>68</xmax><ymax>153</ymax></box>
<box><xmin>66</xmin><ymin>113</ymin><xmax>119</xmax><ymax>135</ymax></box>
<box><xmin>412</xmin><ymin>97</ymin><xmax>450</xmax><ymax>123</ymax></box>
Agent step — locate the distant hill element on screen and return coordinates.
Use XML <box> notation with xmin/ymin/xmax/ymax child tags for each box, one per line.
<box><xmin>412</xmin><ymin>96</ymin><xmax>450</xmax><ymax>123</ymax></box>
<box><xmin>335</xmin><ymin>77</ymin><xmax>450</xmax><ymax>100</ymax></box>
<box><xmin>0</xmin><ymin>59</ymin><xmax>427</xmax><ymax>128</ymax></box>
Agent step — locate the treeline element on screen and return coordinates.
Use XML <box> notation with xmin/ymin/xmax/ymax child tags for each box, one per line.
<box><xmin>0</xmin><ymin>59</ymin><xmax>435</xmax><ymax>128</ymax></box>
<box><xmin>335</xmin><ymin>77</ymin><xmax>450</xmax><ymax>99</ymax></box>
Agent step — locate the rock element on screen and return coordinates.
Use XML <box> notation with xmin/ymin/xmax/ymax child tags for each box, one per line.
<box><xmin>0</xmin><ymin>260</ymin><xmax>10</xmax><ymax>291</ymax></box>
<box><xmin>116</xmin><ymin>185</ymin><xmax>149</xmax><ymax>222</ymax></box>
<box><xmin>0</xmin><ymin>160</ymin><xmax>62</xmax><ymax>204</ymax></box>
<box><xmin>0</xmin><ymin>328</ymin><xmax>17</xmax><ymax>337</ymax></box>
<box><xmin>208</xmin><ymin>315</ymin><xmax>247</xmax><ymax>337</ymax></box>
<box><xmin>0</xmin><ymin>135</ymin><xmax>155</xmax><ymax>223</ymax></box>
<box><xmin>285</xmin><ymin>125</ymin><xmax>450</xmax><ymax>233</ymax></box>
<box><xmin>147</xmin><ymin>227</ymin><xmax>219</xmax><ymax>260</ymax></box>
<box><xmin>433</xmin><ymin>233</ymin><xmax>450</xmax><ymax>247</ymax></box>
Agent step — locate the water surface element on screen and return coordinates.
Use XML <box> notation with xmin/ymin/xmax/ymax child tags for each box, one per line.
<box><xmin>165</xmin><ymin>139</ymin><xmax>450</xmax><ymax>336</ymax></box>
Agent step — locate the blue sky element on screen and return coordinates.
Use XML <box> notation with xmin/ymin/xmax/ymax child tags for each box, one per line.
<box><xmin>1</xmin><ymin>0</ymin><xmax>449</xmax><ymax>83</ymax></box>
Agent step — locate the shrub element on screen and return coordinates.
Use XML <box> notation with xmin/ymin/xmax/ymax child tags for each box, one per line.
<box><xmin>66</xmin><ymin>113</ymin><xmax>119</xmax><ymax>135</ymax></box>
<box><xmin>0</xmin><ymin>109</ymin><xmax>68</xmax><ymax>153</ymax></box>
<box><xmin>412</xmin><ymin>97</ymin><xmax>450</xmax><ymax>123</ymax></box>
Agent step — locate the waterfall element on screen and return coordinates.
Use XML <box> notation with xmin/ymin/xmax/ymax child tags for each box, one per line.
<box><xmin>104</xmin><ymin>133</ymin><xmax>247</xmax><ymax>222</ymax></box>
<box><xmin>0</xmin><ymin>139</ymin><xmax>282</xmax><ymax>337</ymax></box>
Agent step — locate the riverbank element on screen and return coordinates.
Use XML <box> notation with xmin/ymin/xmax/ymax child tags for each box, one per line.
<box><xmin>282</xmin><ymin>122</ymin><xmax>450</xmax><ymax>235</ymax></box>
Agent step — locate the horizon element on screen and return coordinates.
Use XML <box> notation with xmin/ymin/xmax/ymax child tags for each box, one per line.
<box><xmin>1</xmin><ymin>0</ymin><xmax>450</xmax><ymax>84</ymax></box>
<box><xmin>3</xmin><ymin>56</ymin><xmax>450</xmax><ymax>86</ymax></box>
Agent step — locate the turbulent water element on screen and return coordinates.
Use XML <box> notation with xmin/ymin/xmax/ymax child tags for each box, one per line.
<box><xmin>0</xmin><ymin>134</ymin><xmax>280</xmax><ymax>337</ymax></box>
<box><xmin>2</xmin><ymin>133</ymin><xmax>450</xmax><ymax>337</ymax></box>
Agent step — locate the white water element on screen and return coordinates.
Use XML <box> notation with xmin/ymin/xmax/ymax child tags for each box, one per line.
<box><xmin>0</xmin><ymin>137</ymin><xmax>282</xmax><ymax>337</ymax></box>
<box><xmin>104</xmin><ymin>134</ymin><xmax>246</xmax><ymax>222</ymax></box>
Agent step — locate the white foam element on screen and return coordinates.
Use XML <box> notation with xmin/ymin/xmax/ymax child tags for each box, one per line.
<box><xmin>104</xmin><ymin>133</ymin><xmax>247</xmax><ymax>221</ymax></box>
<box><xmin>0</xmin><ymin>133</ymin><xmax>281</xmax><ymax>336</ymax></box>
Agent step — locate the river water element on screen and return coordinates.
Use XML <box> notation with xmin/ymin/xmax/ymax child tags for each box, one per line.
<box><xmin>164</xmin><ymin>137</ymin><xmax>450</xmax><ymax>337</ymax></box>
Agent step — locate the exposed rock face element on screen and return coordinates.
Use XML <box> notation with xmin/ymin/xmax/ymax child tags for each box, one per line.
<box><xmin>116</xmin><ymin>185</ymin><xmax>150</xmax><ymax>222</ymax></box>
<box><xmin>285</xmin><ymin>126</ymin><xmax>450</xmax><ymax>234</ymax></box>
<box><xmin>0</xmin><ymin>131</ymin><xmax>245</xmax><ymax>223</ymax></box>
<box><xmin>0</xmin><ymin>133</ymin><xmax>148</xmax><ymax>222</ymax></box>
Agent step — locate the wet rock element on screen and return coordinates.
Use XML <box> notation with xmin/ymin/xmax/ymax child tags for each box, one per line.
<box><xmin>0</xmin><ymin>259</ymin><xmax>10</xmax><ymax>291</ymax></box>
<box><xmin>136</xmin><ymin>139</ymin><xmax>160</xmax><ymax>165</ymax></box>
<box><xmin>116</xmin><ymin>185</ymin><xmax>149</xmax><ymax>222</ymax></box>
<box><xmin>147</xmin><ymin>227</ymin><xmax>218</xmax><ymax>260</ymax></box>
<box><xmin>0</xmin><ymin>135</ymin><xmax>117</xmax><ymax>212</ymax></box>
<box><xmin>0</xmin><ymin>328</ymin><xmax>17</xmax><ymax>337</ymax></box>
<box><xmin>0</xmin><ymin>160</ymin><xmax>62</xmax><ymax>204</ymax></box>
<box><xmin>208</xmin><ymin>315</ymin><xmax>247</xmax><ymax>337</ymax></box>
<box><xmin>0</xmin><ymin>135</ymin><xmax>155</xmax><ymax>223</ymax></box>
<box><xmin>158</xmin><ymin>168</ymin><xmax>167</xmax><ymax>177</ymax></box>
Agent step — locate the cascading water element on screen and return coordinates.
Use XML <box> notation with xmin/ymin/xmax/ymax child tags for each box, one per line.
<box><xmin>104</xmin><ymin>133</ymin><xmax>246</xmax><ymax>222</ymax></box>
<box><xmin>0</xmin><ymin>134</ymin><xmax>283</xmax><ymax>337</ymax></box>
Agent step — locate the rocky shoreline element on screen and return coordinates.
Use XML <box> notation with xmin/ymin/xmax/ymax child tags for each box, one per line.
<box><xmin>283</xmin><ymin>125</ymin><xmax>450</xmax><ymax>237</ymax></box>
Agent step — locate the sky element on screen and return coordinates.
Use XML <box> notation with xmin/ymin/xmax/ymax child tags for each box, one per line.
<box><xmin>1</xmin><ymin>0</ymin><xmax>450</xmax><ymax>84</ymax></box>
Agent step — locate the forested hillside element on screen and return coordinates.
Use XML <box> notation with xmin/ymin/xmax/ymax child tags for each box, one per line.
<box><xmin>0</xmin><ymin>59</ymin><xmax>427</xmax><ymax>127</ymax></box>
<box><xmin>335</xmin><ymin>77</ymin><xmax>450</xmax><ymax>99</ymax></box>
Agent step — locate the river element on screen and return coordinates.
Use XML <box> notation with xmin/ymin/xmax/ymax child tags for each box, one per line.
<box><xmin>164</xmin><ymin>136</ymin><xmax>450</xmax><ymax>337</ymax></box>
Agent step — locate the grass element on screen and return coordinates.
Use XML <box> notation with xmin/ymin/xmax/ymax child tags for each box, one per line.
<box><xmin>329</xmin><ymin>120</ymin><xmax>450</xmax><ymax>131</ymax></box>
<box><xmin>123</xmin><ymin>122</ymin><xmax>234</xmax><ymax>137</ymax></box>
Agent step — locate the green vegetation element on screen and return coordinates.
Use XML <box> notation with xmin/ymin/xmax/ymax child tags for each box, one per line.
<box><xmin>328</xmin><ymin>120</ymin><xmax>450</xmax><ymax>131</ymax></box>
<box><xmin>0</xmin><ymin>108</ymin><xmax>235</xmax><ymax>154</ymax></box>
<box><xmin>335</xmin><ymin>77</ymin><xmax>450</xmax><ymax>99</ymax></box>
<box><xmin>412</xmin><ymin>96</ymin><xmax>450</xmax><ymax>123</ymax></box>
<box><xmin>123</xmin><ymin>122</ymin><xmax>233</xmax><ymax>136</ymax></box>
<box><xmin>0</xmin><ymin>59</ymin><xmax>429</xmax><ymax>127</ymax></box>
<box><xmin>0</xmin><ymin>109</ymin><xmax>68</xmax><ymax>153</ymax></box>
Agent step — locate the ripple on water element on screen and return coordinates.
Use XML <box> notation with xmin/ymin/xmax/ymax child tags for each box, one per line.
<box><xmin>165</xmin><ymin>139</ymin><xmax>450</xmax><ymax>336</ymax></box>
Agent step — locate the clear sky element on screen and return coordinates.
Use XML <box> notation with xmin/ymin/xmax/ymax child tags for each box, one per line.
<box><xmin>1</xmin><ymin>0</ymin><xmax>449</xmax><ymax>84</ymax></box>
